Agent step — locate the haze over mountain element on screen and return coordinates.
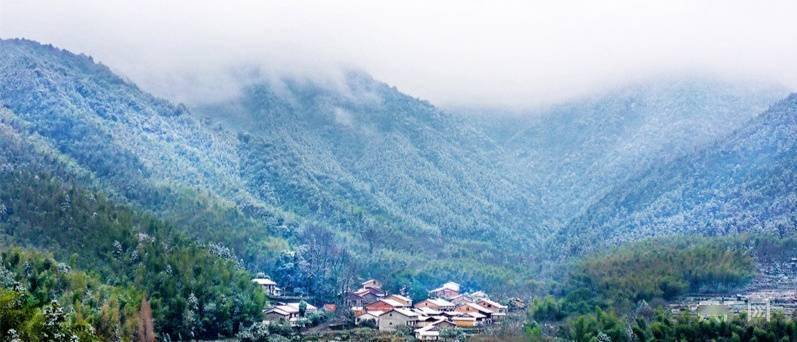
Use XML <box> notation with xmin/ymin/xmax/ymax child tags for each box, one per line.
<box><xmin>2</xmin><ymin>33</ymin><xmax>797</xmax><ymax>339</ymax></box>
<box><xmin>4</xmin><ymin>1</ymin><xmax>797</xmax><ymax>108</ymax></box>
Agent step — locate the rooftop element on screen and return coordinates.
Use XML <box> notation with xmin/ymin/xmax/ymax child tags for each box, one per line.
<box><xmin>478</xmin><ymin>298</ymin><xmax>507</xmax><ymax>309</ymax></box>
<box><xmin>252</xmin><ymin>278</ymin><xmax>277</xmax><ymax>286</ymax></box>
<box><xmin>463</xmin><ymin>302</ymin><xmax>492</xmax><ymax>313</ymax></box>
<box><xmin>394</xmin><ymin>308</ymin><xmax>420</xmax><ymax>317</ymax></box>
<box><xmin>428</xmin><ymin>298</ymin><xmax>455</xmax><ymax>307</ymax></box>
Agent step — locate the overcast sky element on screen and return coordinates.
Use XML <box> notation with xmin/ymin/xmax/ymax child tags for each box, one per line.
<box><xmin>2</xmin><ymin>0</ymin><xmax>797</xmax><ymax>108</ymax></box>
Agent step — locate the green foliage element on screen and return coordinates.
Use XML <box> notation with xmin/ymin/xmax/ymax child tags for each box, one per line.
<box><xmin>567</xmin><ymin>237</ymin><xmax>754</xmax><ymax>311</ymax></box>
<box><xmin>527</xmin><ymin>235</ymin><xmax>797</xmax><ymax>340</ymax></box>
<box><xmin>566</xmin><ymin>308</ymin><xmax>627</xmax><ymax>342</ymax></box>
<box><xmin>0</xmin><ymin>169</ymin><xmax>266</xmax><ymax>339</ymax></box>
<box><xmin>530</xmin><ymin>296</ymin><xmax>566</xmax><ymax>322</ymax></box>
<box><xmin>237</xmin><ymin>320</ymin><xmax>297</xmax><ymax>342</ymax></box>
<box><xmin>632</xmin><ymin>310</ymin><xmax>797</xmax><ymax>342</ymax></box>
<box><xmin>0</xmin><ymin>248</ymin><xmax>141</xmax><ymax>341</ymax></box>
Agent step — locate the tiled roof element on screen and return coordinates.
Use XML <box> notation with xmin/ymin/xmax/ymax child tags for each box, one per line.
<box><xmin>394</xmin><ymin>308</ymin><xmax>420</xmax><ymax>317</ymax></box>
<box><xmin>479</xmin><ymin>298</ymin><xmax>507</xmax><ymax>309</ymax></box>
<box><xmin>379</xmin><ymin>298</ymin><xmax>406</xmax><ymax>307</ymax></box>
<box><xmin>429</xmin><ymin>298</ymin><xmax>455</xmax><ymax>307</ymax></box>
<box><xmin>463</xmin><ymin>302</ymin><xmax>492</xmax><ymax>313</ymax></box>
<box><xmin>388</xmin><ymin>294</ymin><xmax>412</xmax><ymax>303</ymax></box>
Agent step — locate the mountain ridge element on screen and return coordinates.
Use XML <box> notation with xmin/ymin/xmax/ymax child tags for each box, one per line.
<box><xmin>1</xmin><ymin>37</ymin><xmax>795</xmax><ymax>298</ymax></box>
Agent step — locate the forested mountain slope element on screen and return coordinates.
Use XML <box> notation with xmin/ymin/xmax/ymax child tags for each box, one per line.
<box><xmin>194</xmin><ymin>70</ymin><xmax>546</xmax><ymax>249</ymax></box>
<box><xmin>0</xmin><ymin>39</ymin><xmax>537</xmax><ymax>296</ymax></box>
<box><xmin>1</xmin><ymin>38</ymin><xmax>793</xmax><ymax>299</ymax></box>
<box><xmin>468</xmin><ymin>79</ymin><xmax>784</xmax><ymax>229</ymax></box>
<box><xmin>559</xmin><ymin>93</ymin><xmax>797</xmax><ymax>254</ymax></box>
<box><xmin>0</xmin><ymin>107</ymin><xmax>265</xmax><ymax>339</ymax></box>
<box><xmin>0</xmin><ymin>38</ymin><xmax>291</xmax><ymax>270</ymax></box>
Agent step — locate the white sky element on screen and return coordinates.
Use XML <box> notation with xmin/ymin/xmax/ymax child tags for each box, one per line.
<box><xmin>2</xmin><ymin>0</ymin><xmax>797</xmax><ymax>108</ymax></box>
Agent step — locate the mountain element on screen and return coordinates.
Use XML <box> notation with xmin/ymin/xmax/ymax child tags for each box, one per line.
<box><xmin>0</xmin><ymin>39</ymin><xmax>538</xmax><ymax>297</ymax></box>
<box><xmin>466</xmin><ymin>79</ymin><xmax>785</xmax><ymax>230</ymax></box>
<box><xmin>189</xmin><ymin>70</ymin><xmax>553</xmax><ymax>295</ymax></box>
<box><xmin>0</xmin><ymin>38</ymin><xmax>289</xmax><ymax>264</ymax></box>
<box><xmin>1</xmin><ymin>38</ymin><xmax>793</xmax><ymax>300</ymax></box>
<box><xmin>0</xmin><ymin>106</ymin><xmax>265</xmax><ymax>339</ymax></box>
<box><xmin>558</xmin><ymin>93</ymin><xmax>797</xmax><ymax>254</ymax></box>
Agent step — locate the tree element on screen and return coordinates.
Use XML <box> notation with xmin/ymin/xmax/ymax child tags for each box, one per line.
<box><xmin>440</xmin><ymin>327</ymin><xmax>466</xmax><ymax>341</ymax></box>
<box><xmin>299</xmin><ymin>300</ymin><xmax>308</xmax><ymax>317</ymax></box>
<box><xmin>137</xmin><ymin>296</ymin><xmax>155</xmax><ymax>342</ymax></box>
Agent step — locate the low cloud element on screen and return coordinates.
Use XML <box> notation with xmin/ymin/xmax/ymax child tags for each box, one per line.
<box><xmin>2</xmin><ymin>0</ymin><xmax>796</xmax><ymax>108</ymax></box>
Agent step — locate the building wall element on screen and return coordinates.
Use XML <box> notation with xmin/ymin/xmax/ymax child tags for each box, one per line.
<box><xmin>452</xmin><ymin>319</ymin><xmax>476</xmax><ymax>328</ymax></box>
<box><xmin>455</xmin><ymin>305</ymin><xmax>476</xmax><ymax>314</ymax></box>
<box><xmin>265</xmin><ymin>312</ymin><xmax>292</xmax><ymax>322</ymax></box>
<box><xmin>378</xmin><ymin>312</ymin><xmax>416</xmax><ymax>332</ymax></box>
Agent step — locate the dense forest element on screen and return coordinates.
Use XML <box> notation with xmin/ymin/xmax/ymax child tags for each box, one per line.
<box><xmin>0</xmin><ymin>38</ymin><xmax>540</xmax><ymax>297</ymax></box>
<box><xmin>526</xmin><ymin>235</ymin><xmax>797</xmax><ymax>341</ymax></box>
<box><xmin>558</xmin><ymin>93</ymin><xmax>797</xmax><ymax>256</ymax></box>
<box><xmin>0</xmin><ymin>166</ymin><xmax>265</xmax><ymax>338</ymax></box>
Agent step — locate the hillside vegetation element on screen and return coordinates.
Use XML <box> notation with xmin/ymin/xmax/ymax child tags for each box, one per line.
<box><xmin>559</xmin><ymin>93</ymin><xmax>797</xmax><ymax>255</ymax></box>
<box><xmin>0</xmin><ymin>122</ymin><xmax>265</xmax><ymax>339</ymax></box>
<box><xmin>525</xmin><ymin>236</ymin><xmax>797</xmax><ymax>341</ymax></box>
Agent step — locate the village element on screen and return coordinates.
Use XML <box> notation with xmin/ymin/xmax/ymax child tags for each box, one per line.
<box><xmin>250</xmin><ymin>276</ymin><xmax>523</xmax><ymax>340</ymax></box>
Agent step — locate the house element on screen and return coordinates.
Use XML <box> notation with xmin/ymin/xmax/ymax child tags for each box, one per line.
<box><xmin>285</xmin><ymin>302</ymin><xmax>317</xmax><ymax>313</ymax></box>
<box><xmin>323</xmin><ymin>303</ymin><xmax>337</xmax><ymax>313</ymax></box>
<box><xmin>448</xmin><ymin>294</ymin><xmax>473</xmax><ymax>305</ymax></box>
<box><xmin>451</xmin><ymin>316</ymin><xmax>477</xmax><ymax>328</ymax></box>
<box><xmin>430</xmin><ymin>319</ymin><xmax>456</xmax><ymax>330</ymax></box>
<box><xmin>415</xmin><ymin>325</ymin><xmax>440</xmax><ymax>341</ymax></box>
<box><xmin>362</xmin><ymin>279</ymin><xmax>383</xmax><ymax>289</ymax></box>
<box><xmin>356</xmin><ymin>310</ymin><xmax>385</xmax><ymax>326</ymax></box>
<box><xmin>378</xmin><ymin>308</ymin><xmax>419</xmax><ymax>332</ymax></box>
<box><xmin>252</xmin><ymin>277</ymin><xmax>281</xmax><ymax>297</ymax></box>
<box><xmin>415</xmin><ymin>298</ymin><xmax>455</xmax><ymax>311</ymax></box>
<box><xmin>455</xmin><ymin>302</ymin><xmax>493</xmax><ymax>320</ymax></box>
<box><xmin>351</xmin><ymin>306</ymin><xmax>365</xmax><ymax>317</ymax></box>
<box><xmin>264</xmin><ymin>302</ymin><xmax>318</xmax><ymax>324</ymax></box>
<box><xmin>429</xmin><ymin>282</ymin><xmax>460</xmax><ymax>299</ymax></box>
<box><xmin>387</xmin><ymin>294</ymin><xmax>413</xmax><ymax>307</ymax></box>
<box><xmin>347</xmin><ymin>287</ymin><xmax>387</xmax><ymax>307</ymax></box>
<box><xmin>477</xmin><ymin>298</ymin><xmax>508</xmax><ymax>317</ymax></box>
<box><xmin>366</xmin><ymin>298</ymin><xmax>407</xmax><ymax>312</ymax></box>
<box><xmin>414</xmin><ymin>319</ymin><xmax>457</xmax><ymax>341</ymax></box>
<box><xmin>264</xmin><ymin>306</ymin><xmax>295</xmax><ymax>322</ymax></box>
<box><xmin>414</xmin><ymin>307</ymin><xmax>443</xmax><ymax>317</ymax></box>
<box><xmin>414</xmin><ymin>315</ymin><xmax>435</xmax><ymax>328</ymax></box>
<box><xmin>466</xmin><ymin>311</ymin><xmax>488</xmax><ymax>324</ymax></box>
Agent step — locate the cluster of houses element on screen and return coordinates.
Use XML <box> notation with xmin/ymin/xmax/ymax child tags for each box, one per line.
<box><xmin>253</xmin><ymin>276</ymin><xmax>334</xmax><ymax>326</ymax></box>
<box><xmin>346</xmin><ymin>279</ymin><xmax>508</xmax><ymax>340</ymax></box>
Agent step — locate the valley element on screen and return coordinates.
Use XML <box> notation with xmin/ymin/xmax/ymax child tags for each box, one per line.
<box><xmin>0</xmin><ymin>38</ymin><xmax>796</xmax><ymax>340</ymax></box>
